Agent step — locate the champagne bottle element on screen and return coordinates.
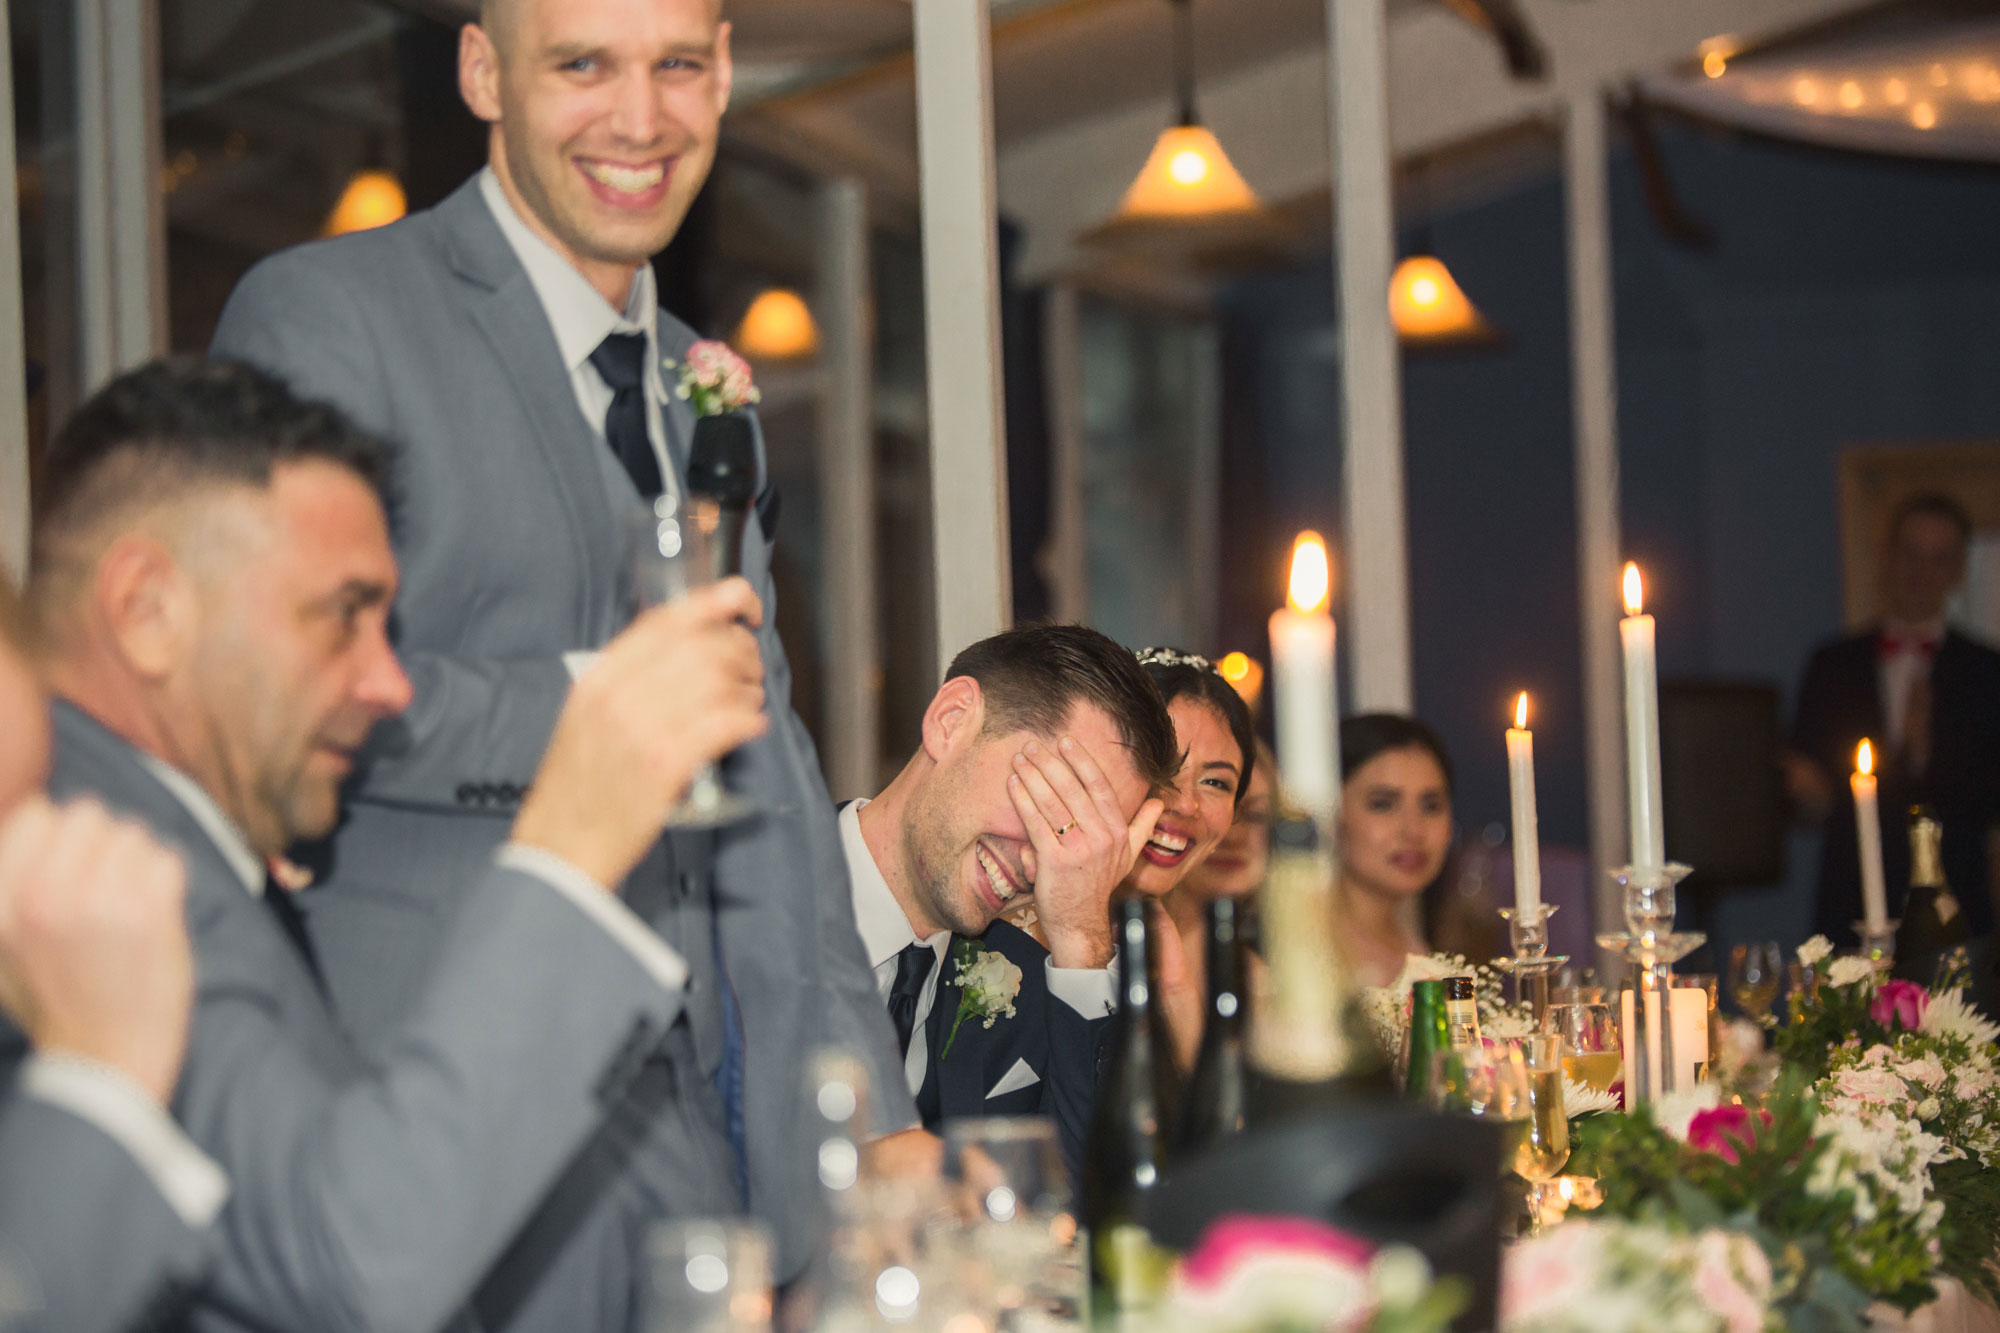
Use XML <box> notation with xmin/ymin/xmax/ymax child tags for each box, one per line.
<box><xmin>1246</xmin><ymin>813</ymin><xmax>1386</xmax><ymax>1124</ymax></box>
<box><xmin>1175</xmin><ymin>897</ymin><xmax>1250</xmax><ymax>1151</ymax></box>
<box><xmin>1082</xmin><ymin>897</ymin><xmax>1173</xmax><ymax>1316</ymax></box>
<box><xmin>1443</xmin><ymin>975</ymin><xmax>1482</xmax><ymax>1050</ymax></box>
<box><xmin>1894</xmin><ymin>808</ymin><xmax>1970</xmax><ymax>981</ymax></box>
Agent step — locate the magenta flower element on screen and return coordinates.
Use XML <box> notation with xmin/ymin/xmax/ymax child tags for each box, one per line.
<box><xmin>1178</xmin><ymin>1214</ymin><xmax>1373</xmax><ymax>1290</ymax></box>
<box><xmin>1686</xmin><ymin>1105</ymin><xmax>1768</xmax><ymax>1165</ymax></box>
<box><xmin>1870</xmin><ymin>979</ymin><xmax>1929</xmax><ymax>1031</ymax></box>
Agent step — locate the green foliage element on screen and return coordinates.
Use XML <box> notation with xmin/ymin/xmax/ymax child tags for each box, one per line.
<box><xmin>1934</xmin><ymin>1158</ymin><xmax>2000</xmax><ymax>1310</ymax></box>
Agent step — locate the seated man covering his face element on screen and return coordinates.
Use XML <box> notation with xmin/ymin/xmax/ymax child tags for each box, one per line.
<box><xmin>0</xmin><ymin>579</ymin><xmax>221</xmax><ymax>1333</ymax></box>
<box><xmin>840</xmin><ymin>624</ymin><xmax>1177</xmax><ymax>1171</ymax></box>
<box><xmin>9</xmin><ymin>357</ymin><xmax>771</xmax><ymax>1333</ymax></box>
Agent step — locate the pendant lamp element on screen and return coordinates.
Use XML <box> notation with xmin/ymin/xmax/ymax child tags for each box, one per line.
<box><xmin>735</xmin><ymin>288</ymin><xmax>821</xmax><ymax>362</ymax></box>
<box><xmin>1390</xmin><ymin>165</ymin><xmax>1499</xmax><ymax>347</ymax></box>
<box><xmin>1103</xmin><ymin>0</ymin><xmax>1261</xmax><ymax>227</ymax></box>
<box><xmin>324</xmin><ymin>168</ymin><xmax>406</xmax><ymax>237</ymax></box>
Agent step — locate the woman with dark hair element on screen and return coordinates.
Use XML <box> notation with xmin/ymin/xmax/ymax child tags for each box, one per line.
<box><xmin>1121</xmin><ymin>647</ymin><xmax>1258</xmax><ymax>899</ymax></box>
<box><xmin>1336</xmin><ymin>713</ymin><xmax>1456</xmax><ymax>987</ymax></box>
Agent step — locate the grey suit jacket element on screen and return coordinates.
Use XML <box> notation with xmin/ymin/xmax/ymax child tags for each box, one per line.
<box><xmin>24</xmin><ymin>703</ymin><xmax>686</xmax><ymax>1333</ymax></box>
<box><xmin>0</xmin><ymin>1092</ymin><xmax>208</xmax><ymax>1333</ymax></box>
<box><xmin>209</xmin><ymin>172</ymin><xmax>909</xmax><ymax>1290</ymax></box>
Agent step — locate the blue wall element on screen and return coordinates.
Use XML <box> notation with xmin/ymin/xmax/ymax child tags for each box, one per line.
<box><xmin>1218</xmin><ymin>119</ymin><xmax>2000</xmax><ymax>955</ymax></box>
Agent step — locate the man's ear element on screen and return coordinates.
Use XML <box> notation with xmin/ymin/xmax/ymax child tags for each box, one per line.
<box><xmin>460</xmin><ymin>21</ymin><xmax>503</xmax><ymax>125</ymax></box>
<box><xmin>919</xmin><ymin>676</ymin><xmax>984</xmax><ymax>763</ymax></box>
<box><xmin>93</xmin><ymin>536</ymin><xmax>195</xmax><ymax>682</ymax></box>
<box><xmin>714</xmin><ymin>19</ymin><xmax>734</xmax><ymax>113</ymax></box>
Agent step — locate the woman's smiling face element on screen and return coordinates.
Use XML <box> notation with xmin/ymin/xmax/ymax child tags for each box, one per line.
<box><xmin>1124</xmin><ymin>696</ymin><xmax>1243</xmax><ymax>897</ymax></box>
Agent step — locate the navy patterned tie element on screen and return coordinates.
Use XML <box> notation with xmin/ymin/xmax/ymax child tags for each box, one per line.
<box><xmin>887</xmin><ymin>942</ymin><xmax>936</xmax><ymax>1055</ymax></box>
<box><xmin>588</xmin><ymin>331</ymin><xmax>663</xmax><ymax>498</ymax></box>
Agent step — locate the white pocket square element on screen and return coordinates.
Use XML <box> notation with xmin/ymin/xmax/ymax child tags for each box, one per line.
<box><xmin>986</xmin><ymin>1058</ymin><xmax>1041</xmax><ymax>1099</ymax></box>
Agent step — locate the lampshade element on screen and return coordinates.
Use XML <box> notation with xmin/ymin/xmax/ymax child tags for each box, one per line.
<box><xmin>734</xmin><ymin>288</ymin><xmax>821</xmax><ymax>361</ymax></box>
<box><xmin>324</xmin><ymin>169</ymin><xmax>406</xmax><ymax>237</ymax></box>
<box><xmin>1388</xmin><ymin>253</ymin><xmax>1497</xmax><ymax>345</ymax></box>
<box><xmin>1113</xmin><ymin>123</ymin><xmax>1262</xmax><ymax>223</ymax></box>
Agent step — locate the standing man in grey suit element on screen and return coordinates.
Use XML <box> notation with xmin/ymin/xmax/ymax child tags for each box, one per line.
<box><xmin>209</xmin><ymin>0</ymin><xmax>911</xmax><ymax>1301</ymax></box>
<box><xmin>0</xmin><ymin>579</ymin><xmax>223</xmax><ymax>1333</ymax></box>
<box><xmin>17</xmin><ymin>357</ymin><xmax>772</xmax><ymax>1333</ymax></box>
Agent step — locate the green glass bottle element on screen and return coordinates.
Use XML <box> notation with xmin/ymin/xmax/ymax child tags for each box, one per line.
<box><xmin>1403</xmin><ymin>978</ymin><xmax>1451</xmax><ymax>1100</ymax></box>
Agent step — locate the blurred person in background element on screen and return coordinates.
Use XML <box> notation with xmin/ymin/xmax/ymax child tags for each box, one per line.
<box><xmin>1788</xmin><ymin>492</ymin><xmax>2000</xmax><ymax>943</ymax></box>
<box><xmin>1334</xmin><ymin>714</ymin><xmax>1456</xmax><ymax>988</ymax></box>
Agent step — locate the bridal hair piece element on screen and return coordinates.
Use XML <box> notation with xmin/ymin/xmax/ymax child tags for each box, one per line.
<box><xmin>1134</xmin><ymin>645</ymin><xmax>1219</xmax><ymax>677</ymax></box>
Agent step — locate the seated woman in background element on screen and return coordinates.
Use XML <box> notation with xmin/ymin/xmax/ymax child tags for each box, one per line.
<box><xmin>1337</xmin><ymin>713</ymin><xmax>1456</xmax><ymax>988</ymax></box>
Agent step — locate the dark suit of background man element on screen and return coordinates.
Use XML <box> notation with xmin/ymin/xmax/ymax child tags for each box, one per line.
<box><xmin>840</xmin><ymin>626</ymin><xmax>1179</xmax><ymax>1174</ymax></box>
<box><xmin>209</xmin><ymin>0</ymin><xmax>910</xmax><ymax>1317</ymax></box>
<box><xmin>13</xmin><ymin>358</ymin><xmax>772</xmax><ymax>1333</ymax></box>
<box><xmin>1789</xmin><ymin>491</ymin><xmax>2000</xmax><ymax>945</ymax></box>
<box><xmin>0</xmin><ymin>580</ymin><xmax>221</xmax><ymax>1333</ymax></box>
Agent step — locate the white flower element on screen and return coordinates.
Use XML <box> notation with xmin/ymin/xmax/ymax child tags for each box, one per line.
<box><xmin>1562</xmin><ymin>1076</ymin><xmax>1622</xmax><ymax>1118</ymax></box>
<box><xmin>1921</xmin><ymin>989</ymin><xmax>2000</xmax><ymax>1047</ymax></box>
<box><xmin>1797</xmin><ymin>935</ymin><xmax>1834</xmax><ymax>968</ymax></box>
<box><xmin>1917</xmin><ymin>1096</ymin><xmax>1942</xmax><ymax>1120</ymax></box>
<box><xmin>1825</xmin><ymin>956</ymin><xmax>1877</xmax><ymax>989</ymax></box>
<box><xmin>1655</xmin><ymin>1082</ymin><xmax>1723</xmax><ymax>1142</ymax></box>
<box><xmin>1484</xmin><ymin>1007</ymin><xmax>1536</xmax><ymax>1041</ymax></box>
<box><xmin>1368</xmin><ymin>1245</ymin><xmax>1434</xmax><ymax>1307</ymax></box>
<box><xmin>1388</xmin><ymin>953</ymin><xmax>1458</xmax><ymax>991</ymax></box>
<box><xmin>959</xmin><ymin>951</ymin><xmax>1023</xmax><ymax>1024</ymax></box>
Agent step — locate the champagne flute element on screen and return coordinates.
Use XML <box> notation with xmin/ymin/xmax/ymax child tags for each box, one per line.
<box><xmin>1512</xmin><ymin>1034</ymin><xmax>1572</xmax><ymax>1233</ymax></box>
<box><xmin>1426</xmin><ymin>1043</ymin><xmax>1534</xmax><ymax>1183</ymax></box>
<box><xmin>626</xmin><ymin>498</ymin><xmax>757</xmax><ymax>827</ymax></box>
<box><xmin>943</xmin><ymin>1119</ymin><xmax>1079</xmax><ymax>1327</ymax></box>
<box><xmin>1546</xmin><ymin>1000</ymin><xmax>1620</xmax><ymax>1094</ymax></box>
<box><xmin>1728</xmin><ymin>942</ymin><xmax>1783</xmax><ymax>1026</ymax></box>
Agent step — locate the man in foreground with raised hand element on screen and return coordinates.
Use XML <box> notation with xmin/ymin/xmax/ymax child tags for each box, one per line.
<box><xmin>13</xmin><ymin>357</ymin><xmax>768</xmax><ymax>1333</ymax></box>
<box><xmin>0</xmin><ymin>578</ymin><xmax>222</xmax><ymax>1333</ymax></box>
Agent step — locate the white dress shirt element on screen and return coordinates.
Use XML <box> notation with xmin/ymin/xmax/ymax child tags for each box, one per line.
<box><xmin>479</xmin><ymin>166</ymin><xmax>679</xmax><ymax>682</ymax></box>
<box><xmin>838</xmin><ymin>802</ymin><xmax>1118</xmax><ymax>1103</ymax></box>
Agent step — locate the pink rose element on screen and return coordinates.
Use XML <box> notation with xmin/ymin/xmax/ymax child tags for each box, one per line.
<box><xmin>1686</xmin><ymin>1105</ymin><xmax>1769</xmax><ymax>1165</ymax></box>
<box><xmin>1179</xmin><ymin>1214</ymin><xmax>1372</xmax><ymax>1291</ymax></box>
<box><xmin>1871</xmin><ymin>980</ymin><xmax>1929</xmax><ymax>1031</ymax></box>
<box><xmin>1691</xmin><ymin>1231</ymin><xmax>1771</xmax><ymax>1333</ymax></box>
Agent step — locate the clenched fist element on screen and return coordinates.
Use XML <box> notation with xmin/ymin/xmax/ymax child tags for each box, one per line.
<box><xmin>0</xmin><ymin>796</ymin><xmax>193</xmax><ymax>1104</ymax></box>
<box><xmin>512</xmin><ymin>577</ymin><xmax>770</xmax><ymax>890</ymax></box>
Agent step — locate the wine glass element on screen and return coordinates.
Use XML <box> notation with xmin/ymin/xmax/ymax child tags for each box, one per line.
<box><xmin>1426</xmin><ymin>1044</ymin><xmax>1533</xmax><ymax>1185</ymax></box>
<box><xmin>626</xmin><ymin>498</ymin><xmax>756</xmax><ymax>827</ymax></box>
<box><xmin>1728</xmin><ymin>942</ymin><xmax>1783</xmax><ymax>1026</ymax></box>
<box><xmin>942</xmin><ymin>1119</ymin><xmax>1080</xmax><ymax>1328</ymax></box>
<box><xmin>1545</xmin><ymin>1000</ymin><xmax>1620</xmax><ymax>1095</ymax></box>
<box><xmin>1512</xmin><ymin>1034</ymin><xmax>1572</xmax><ymax>1233</ymax></box>
<box><xmin>642</xmin><ymin>1219</ymin><xmax>774</xmax><ymax>1333</ymax></box>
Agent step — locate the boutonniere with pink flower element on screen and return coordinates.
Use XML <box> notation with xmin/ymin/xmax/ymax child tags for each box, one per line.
<box><xmin>668</xmin><ymin>339</ymin><xmax>761</xmax><ymax>417</ymax></box>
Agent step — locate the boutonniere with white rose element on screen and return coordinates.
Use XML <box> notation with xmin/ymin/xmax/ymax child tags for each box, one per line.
<box><xmin>941</xmin><ymin>939</ymin><xmax>1023</xmax><ymax>1058</ymax></box>
<box><xmin>667</xmin><ymin>339</ymin><xmax>762</xmax><ymax>417</ymax></box>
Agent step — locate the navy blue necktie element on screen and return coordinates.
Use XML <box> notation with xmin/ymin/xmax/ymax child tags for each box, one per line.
<box><xmin>261</xmin><ymin>875</ymin><xmax>325</xmax><ymax>995</ymax></box>
<box><xmin>887</xmin><ymin>942</ymin><xmax>935</xmax><ymax>1055</ymax></box>
<box><xmin>589</xmin><ymin>332</ymin><xmax>663</xmax><ymax>498</ymax></box>
<box><xmin>711</xmin><ymin>916</ymin><xmax>749</xmax><ymax>1205</ymax></box>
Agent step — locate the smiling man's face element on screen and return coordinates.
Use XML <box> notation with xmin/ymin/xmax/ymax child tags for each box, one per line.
<box><xmin>896</xmin><ymin>701</ymin><xmax>1149</xmax><ymax>939</ymax></box>
<box><xmin>466</xmin><ymin>0</ymin><xmax>730</xmax><ymax>300</ymax></box>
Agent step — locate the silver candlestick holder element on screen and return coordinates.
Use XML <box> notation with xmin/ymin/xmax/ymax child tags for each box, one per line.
<box><xmin>1853</xmin><ymin>918</ymin><xmax>1900</xmax><ymax>975</ymax></box>
<box><xmin>1594</xmin><ymin>862</ymin><xmax>1701</xmax><ymax>1111</ymax></box>
<box><xmin>1493</xmin><ymin>903</ymin><xmax>1568</xmax><ymax>1028</ymax></box>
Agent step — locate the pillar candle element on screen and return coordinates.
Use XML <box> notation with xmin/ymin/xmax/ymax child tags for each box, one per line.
<box><xmin>1853</xmin><ymin>739</ymin><xmax>1888</xmax><ymax>934</ymax></box>
<box><xmin>1269</xmin><ymin>532</ymin><xmax>1340</xmax><ymax>828</ymax></box>
<box><xmin>1620</xmin><ymin>564</ymin><xmax>1665</xmax><ymax>871</ymax></box>
<box><xmin>1620</xmin><ymin>986</ymin><xmax>1710</xmax><ymax>1097</ymax></box>
<box><xmin>1506</xmin><ymin>692</ymin><xmax>1541</xmax><ymax>913</ymax></box>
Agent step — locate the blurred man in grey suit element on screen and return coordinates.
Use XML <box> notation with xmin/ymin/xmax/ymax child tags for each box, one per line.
<box><xmin>14</xmin><ymin>358</ymin><xmax>771</xmax><ymax>1333</ymax></box>
<box><xmin>209</xmin><ymin>0</ymin><xmax>911</xmax><ymax>1310</ymax></box>
<box><xmin>0</xmin><ymin>580</ymin><xmax>223</xmax><ymax>1333</ymax></box>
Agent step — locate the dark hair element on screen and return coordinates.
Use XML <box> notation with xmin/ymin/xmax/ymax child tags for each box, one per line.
<box><xmin>944</xmin><ymin>624</ymin><xmax>1180</xmax><ymax>793</ymax></box>
<box><xmin>1889</xmin><ymin>492</ymin><xmax>1971</xmax><ymax>546</ymax></box>
<box><xmin>1340</xmin><ymin>712</ymin><xmax>1454</xmax><ymax>796</ymax></box>
<box><xmin>1135</xmin><ymin>650</ymin><xmax>1257</xmax><ymax>807</ymax></box>
<box><xmin>31</xmin><ymin>357</ymin><xmax>394</xmax><ymax>574</ymax></box>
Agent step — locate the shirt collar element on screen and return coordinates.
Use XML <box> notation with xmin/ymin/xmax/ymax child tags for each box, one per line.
<box><xmin>839</xmin><ymin>800</ymin><xmax>948</xmax><ymax>969</ymax></box>
<box><xmin>477</xmin><ymin>166</ymin><xmax>656</xmax><ymax>377</ymax></box>
<box><xmin>133</xmin><ymin>753</ymin><xmax>264</xmax><ymax>897</ymax></box>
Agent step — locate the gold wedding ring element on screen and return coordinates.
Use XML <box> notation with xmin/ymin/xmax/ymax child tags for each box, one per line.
<box><xmin>1054</xmin><ymin>822</ymin><xmax>1074</xmax><ymax>838</ymax></box>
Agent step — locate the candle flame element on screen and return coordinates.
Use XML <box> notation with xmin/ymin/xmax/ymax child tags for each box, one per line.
<box><xmin>1287</xmin><ymin>532</ymin><xmax>1331</xmax><ymax>614</ymax></box>
<box><xmin>1857</xmin><ymin>739</ymin><xmax>1874</xmax><ymax>777</ymax></box>
<box><xmin>1514</xmin><ymin>692</ymin><xmax>1530</xmax><ymax>730</ymax></box>
<box><xmin>1622</xmin><ymin>562</ymin><xmax>1644</xmax><ymax>616</ymax></box>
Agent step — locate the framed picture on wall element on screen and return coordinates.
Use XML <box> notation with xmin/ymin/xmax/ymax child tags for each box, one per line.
<box><xmin>1838</xmin><ymin>441</ymin><xmax>2000</xmax><ymax>644</ymax></box>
